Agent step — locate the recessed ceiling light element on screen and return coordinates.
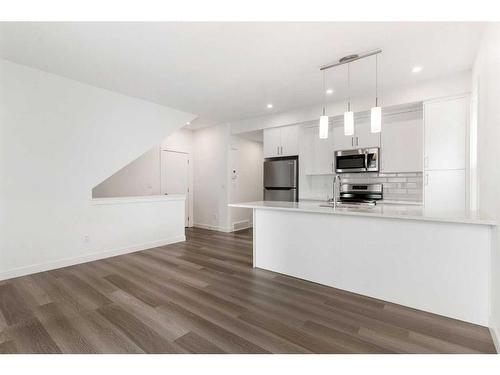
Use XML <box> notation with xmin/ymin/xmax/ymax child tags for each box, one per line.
<box><xmin>412</xmin><ymin>66</ymin><xmax>423</xmax><ymax>74</ymax></box>
<box><xmin>267</xmin><ymin>104</ymin><xmax>273</xmax><ymax>109</ymax></box>
<box><xmin>326</xmin><ymin>88</ymin><xmax>334</xmax><ymax>95</ymax></box>
<box><xmin>186</xmin><ymin>121</ymin><xmax>191</xmax><ymax>125</ymax></box>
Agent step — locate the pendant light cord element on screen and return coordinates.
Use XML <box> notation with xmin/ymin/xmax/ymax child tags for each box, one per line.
<box><xmin>347</xmin><ymin>63</ymin><xmax>351</xmax><ymax>112</ymax></box>
<box><xmin>375</xmin><ymin>54</ymin><xmax>378</xmax><ymax>107</ymax></box>
<box><xmin>322</xmin><ymin>70</ymin><xmax>326</xmax><ymax>116</ymax></box>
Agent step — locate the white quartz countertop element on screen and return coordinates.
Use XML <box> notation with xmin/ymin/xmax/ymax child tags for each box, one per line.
<box><xmin>229</xmin><ymin>200</ymin><xmax>496</xmax><ymax>226</ymax></box>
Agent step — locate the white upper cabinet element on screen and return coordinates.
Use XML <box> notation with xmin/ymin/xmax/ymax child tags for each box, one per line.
<box><xmin>280</xmin><ymin>125</ymin><xmax>299</xmax><ymax>157</ymax></box>
<box><xmin>332</xmin><ymin>126</ymin><xmax>355</xmax><ymax>151</ymax></box>
<box><xmin>301</xmin><ymin>126</ymin><xmax>334</xmax><ymax>175</ymax></box>
<box><xmin>355</xmin><ymin>122</ymin><xmax>381</xmax><ymax>149</ymax></box>
<box><xmin>263</xmin><ymin>127</ymin><xmax>281</xmax><ymax>158</ymax></box>
<box><xmin>332</xmin><ymin>121</ymin><xmax>380</xmax><ymax>151</ymax></box>
<box><xmin>263</xmin><ymin>125</ymin><xmax>299</xmax><ymax>158</ymax></box>
<box><xmin>380</xmin><ymin>111</ymin><xmax>423</xmax><ymax>173</ymax></box>
<box><xmin>424</xmin><ymin>96</ymin><xmax>468</xmax><ymax>171</ymax></box>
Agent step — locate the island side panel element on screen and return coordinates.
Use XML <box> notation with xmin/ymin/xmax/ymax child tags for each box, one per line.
<box><xmin>254</xmin><ymin>208</ymin><xmax>491</xmax><ymax>326</ymax></box>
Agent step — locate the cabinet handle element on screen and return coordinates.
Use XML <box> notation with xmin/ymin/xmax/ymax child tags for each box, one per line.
<box><xmin>356</xmin><ymin>137</ymin><xmax>359</xmax><ymax>146</ymax></box>
<box><xmin>425</xmin><ymin>174</ymin><xmax>429</xmax><ymax>186</ymax></box>
<box><xmin>280</xmin><ymin>146</ymin><xmax>283</xmax><ymax>155</ymax></box>
<box><xmin>351</xmin><ymin>137</ymin><xmax>354</xmax><ymax>147</ymax></box>
<box><xmin>277</xmin><ymin>146</ymin><xmax>279</xmax><ymax>155</ymax></box>
<box><xmin>424</xmin><ymin>156</ymin><xmax>429</xmax><ymax>168</ymax></box>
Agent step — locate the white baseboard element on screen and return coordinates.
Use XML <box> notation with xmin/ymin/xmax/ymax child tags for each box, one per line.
<box><xmin>193</xmin><ymin>222</ymin><xmax>232</xmax><ymax>233</ymax></box>
<box><xmin>0</xmin><ymin>235</ymin><xmax>186</xmax><ymax>282</ymax></box>
<box><xmin>490</xmin><ymin>325</ymin><xmax>500</xmax><ymax>354</ymax></box>
<box><xmin>193</xmin><ymin>222</ymin><xmax>253</xmax><ymax>233</ymax></box>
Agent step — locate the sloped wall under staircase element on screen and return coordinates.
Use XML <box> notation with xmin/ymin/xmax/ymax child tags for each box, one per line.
<box><xmin>0</xmin><ymin>58</ymin><xmax>196</xmax><ymax>279</ymax></box>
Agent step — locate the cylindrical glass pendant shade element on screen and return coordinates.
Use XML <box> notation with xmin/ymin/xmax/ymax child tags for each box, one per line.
<box><xmin>319</xmin><ymin>115</ymin><xmax>329</xmax><ymax>139</ymax></box>
<box><xmin>344</xmin><ymin>111</ymin><xmax>354</xmax><ymax>136</ymax></box>
<box><xmin>370</xmin><ymin>106</ymin><xmax>382</xmax><ymax>133</ymax></box>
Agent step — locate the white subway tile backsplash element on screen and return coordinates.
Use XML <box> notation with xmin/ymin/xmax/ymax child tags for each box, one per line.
<box><xmin>302</xmin><ymin>172</ymin><xmax>423</xmax><ymax>203</ymax></box>
<box><xmin>387</xmin><ymin>188</ymin><xmax>407</xmax><ymax>194</ymax></box>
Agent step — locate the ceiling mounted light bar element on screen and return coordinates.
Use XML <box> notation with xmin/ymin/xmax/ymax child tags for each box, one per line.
<box><xmin>319</xmin><ymin>49</ymin><xmax>382</xmax><ymax>71</ymax></box>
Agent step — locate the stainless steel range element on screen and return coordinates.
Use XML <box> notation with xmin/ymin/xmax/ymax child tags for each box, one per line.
<box><xmin>337</xmin><ymin>183</ymin><xmax>383</xmax><ymax>207</ymax></box>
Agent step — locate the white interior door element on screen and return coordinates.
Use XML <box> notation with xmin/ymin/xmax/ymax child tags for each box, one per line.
<box><xmin>161</xmin><ymin>151</ymin><xmax>190</xmax><ymax>226</ymax></box>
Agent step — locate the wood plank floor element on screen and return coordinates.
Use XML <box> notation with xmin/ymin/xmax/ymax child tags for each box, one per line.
<box><xmin>0</xmin><ymin>227</ymin><xmax>496</xmax><ymax>354</ymax></box>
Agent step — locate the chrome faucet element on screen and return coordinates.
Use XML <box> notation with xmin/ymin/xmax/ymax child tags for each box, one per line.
<box><xmin>329</xmin><ymin>174</ymin><xmax>342</xmax><ymax>208</ymax></box>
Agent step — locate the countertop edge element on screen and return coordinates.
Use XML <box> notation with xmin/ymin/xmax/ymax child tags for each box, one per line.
<box><xmin>229</xmin><ymin>202</ymin><xmax>496</xmax><ymax>226</ymax></box>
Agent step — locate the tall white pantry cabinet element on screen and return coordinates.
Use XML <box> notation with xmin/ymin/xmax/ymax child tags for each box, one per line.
<box><xmin>423</xmin><ymin>95</ymin><xmax>469</xmax><ymax>211</ymax></box>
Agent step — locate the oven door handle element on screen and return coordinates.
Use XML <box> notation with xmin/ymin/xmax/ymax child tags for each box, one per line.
<box><xmin>364</xmin><ymin>150</ymin><xmax>368</xmax><ymax>171</ymax></box>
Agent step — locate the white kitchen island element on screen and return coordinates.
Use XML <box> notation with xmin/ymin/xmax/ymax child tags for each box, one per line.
<box><xmin>229</xmin><ymin>200</ymin><xmax>496</xmax><ymax>326</ymax></box>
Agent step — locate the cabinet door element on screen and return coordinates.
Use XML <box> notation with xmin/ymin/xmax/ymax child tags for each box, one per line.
<box><xmin>424</xmin><ymin>96</ymin><xmax>467</xmax><ymax>170</ymax></box>
<box><xmin>300</xmin><ymin>127</ymin><xmax>316</xmax><ymax>175</ymax></box>
<box><xmin>332</xmin><ymin>126</ymin><xmax>355</xmax><ymax>151</ymax></box>
<box><xmin>355</xmin><ymin>122</ymin><xmax>381</xmax><ymax>149</ymax></box>
<box><xmin>314</xmin><ymin>131</ymin><xmax>335</xmax><ymax>174</ymax></box>
<box><xmin>263</xmin><ymin>127</ymin><xmax>281</xmax><ymax>158</ymax></box>
<box><xmin>381</xmin><ymin>115</ymin><xmax>423</xmax><ymax>173</ymax></box>
<box><xmin>280</xmin><ymin>125</ymin><xmax>299</xmax><ymax>156</ymax></box>
<box><xmin>424</xmin><ymin>169</ymin><xmax>465</xmax><ymax>211</ymax></box>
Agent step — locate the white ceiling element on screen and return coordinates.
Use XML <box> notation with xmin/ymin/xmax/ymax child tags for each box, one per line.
<box><xmin>0</xmin><ymin>22</ymin><xmax>485</xmax><ymax>129</ymax></box>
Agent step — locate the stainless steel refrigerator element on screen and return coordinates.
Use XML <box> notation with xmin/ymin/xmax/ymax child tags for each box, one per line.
<box><xmin>263</xmin><ymin>157</ymin><xmax>298</xmax><ymax>202</ymax></box>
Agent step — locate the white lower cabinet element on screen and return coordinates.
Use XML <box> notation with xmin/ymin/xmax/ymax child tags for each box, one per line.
<box><xmin>424</xmin><ymin>169</ymin><xmax>466</xmax><ymax>211</ymax></box>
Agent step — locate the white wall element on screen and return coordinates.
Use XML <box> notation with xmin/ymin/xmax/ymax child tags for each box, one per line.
<box><xmin>473</xmin><ymin>24</ymin><xmax>500</xmax><ymax>349</ymax></box>
<box><xmin>192</xmin><ymin>125</ymin><xmax>263</xmax><ymax>232</ymax></box>
<box><xmin>92</xmin><ymin>128</ymin><xmax>195</xmax><ymax>224</ymax></box>
<box><xmin>0</xmin><ymin>58</ymin><xmax>195</xmax><ymax>279</ymax></box>
<box><xmin>192</xmin><ymin>124</ymin><xmax>231</xmax><ymax>231</ymax></box>
<box><xmin>161</xmin><ymin>128</ymin><xmax>194</xmax><ymax>154</ymax></box>
<box><xmin>230</xmin><ymin>71</ymin><xmax>471</xmax><ymax>135</ymax></box>
<box><xmin>228</xmin><ymin>135</ymin><xmax>263</xmax><ymax>230</ymax></box>
<box><xmin>92</xmin><ymin>147</ymin><xmax>161</xmax><ymax>198</ymax></box>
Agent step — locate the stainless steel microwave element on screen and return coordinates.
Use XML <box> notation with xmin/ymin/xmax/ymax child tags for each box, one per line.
<box><xmin>334</xmin><ymin>147</ymin><xmax>380</xmax><ymax>173</ymax></box>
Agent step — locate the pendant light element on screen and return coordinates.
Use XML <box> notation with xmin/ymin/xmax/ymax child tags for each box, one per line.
<box><xmin>319</xmin><ymin>70</ymin><xmax>329</xmax><ymax>139</ymax></box>
<box><xmin>344</xmin><ymin>62</ymin><xmax>354</xmax><ymax>136</ymax></box>
<box><xmin>370</xmin><ymin>54</ymin><xmax>382</xmax><ymax>133</ymax></box>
